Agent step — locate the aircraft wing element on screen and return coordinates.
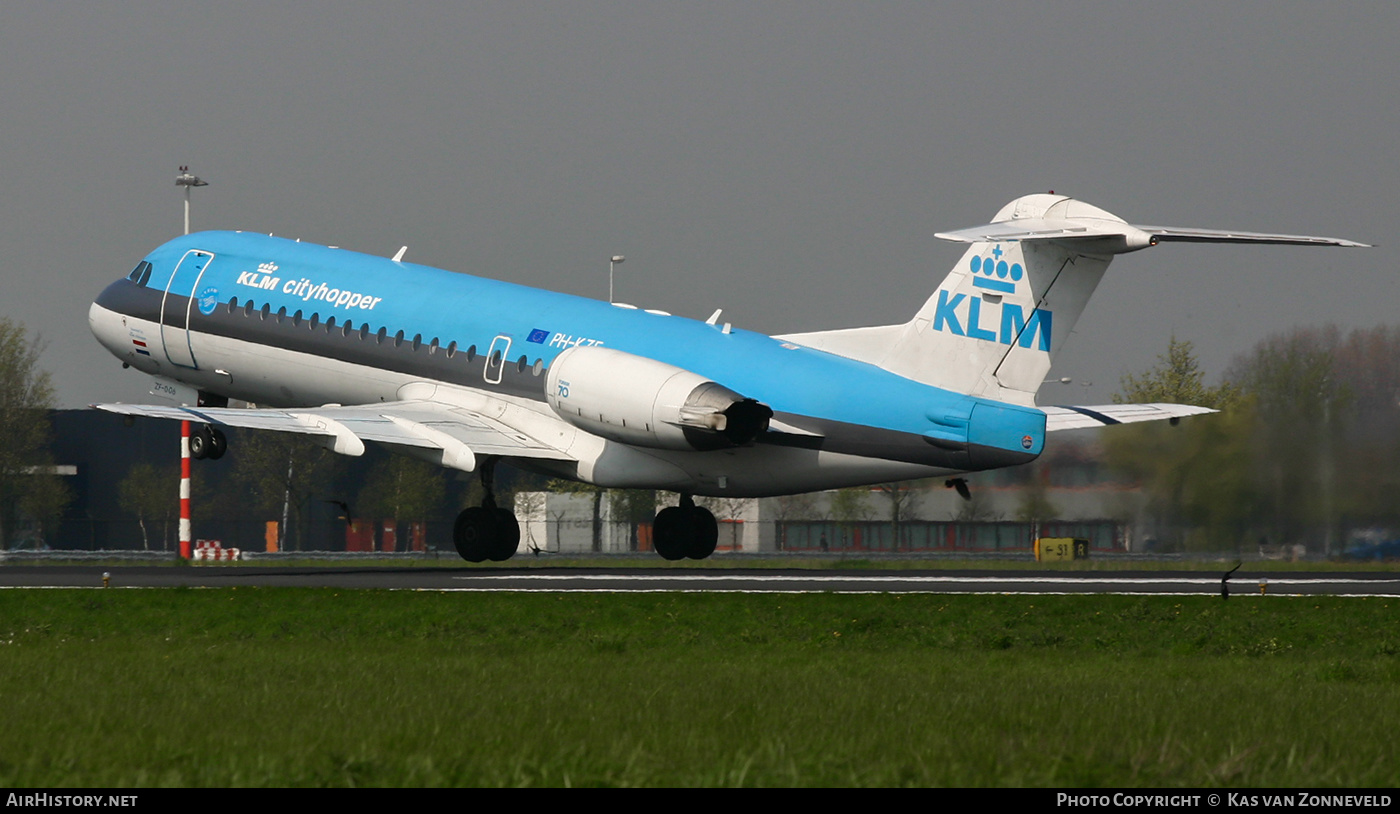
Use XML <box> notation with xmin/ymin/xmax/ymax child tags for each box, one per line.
<box><xmin>1041</xmin><ymin>403</ymin><xmax>1216</xmax><ymax>431</ymax></box>
<box><xmin>93</xmin><ymin>395</ymin><xmax>578</xmax><ymax>472</ymax></box>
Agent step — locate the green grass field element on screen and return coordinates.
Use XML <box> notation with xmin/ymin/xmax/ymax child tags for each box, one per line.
<box><xmin>0</xmin><ymin>589</ymin><xmax>1396</xmax><ymax>787</ymax></box>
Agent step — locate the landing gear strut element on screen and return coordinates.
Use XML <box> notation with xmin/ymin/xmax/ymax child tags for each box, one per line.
<box><xmin>652</xmin><ymin>494</ymin><xmax>718</xmax><ymax>561</ymax></box>
<box><xmin>452</xmin><ymin>457</ymin><xmax>520</xmax><ymax>563</ymax></box>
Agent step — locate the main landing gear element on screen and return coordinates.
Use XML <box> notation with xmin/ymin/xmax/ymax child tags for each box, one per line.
<box><xmin>188</xmin><ymin>424</ymin><xmax>227</xmax><ymax>460</ymax></box>
<box><xmin>453</xmin><ymin>457</ymin><xmax>521</xmax><ymax>563</ymax></box>
<box><xmin>652</xmin><ymin>494</ymin><xmax>718</xmax><ymax>561</ymax></box>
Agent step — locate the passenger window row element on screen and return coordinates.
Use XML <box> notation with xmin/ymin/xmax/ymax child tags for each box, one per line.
<box><xmin>222</xmin><ymin>296</ymin><xmax>545</xmax><ymax>378</ymax></box>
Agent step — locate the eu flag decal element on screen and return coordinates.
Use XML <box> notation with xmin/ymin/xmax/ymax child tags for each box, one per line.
<box><xmin>526</xmin><ymin>328</ymin><xmax>550</xmax><ymax>344</ymax></box>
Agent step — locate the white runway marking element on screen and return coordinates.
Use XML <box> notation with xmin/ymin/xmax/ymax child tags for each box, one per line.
<box><xmin>452</xmin><ymin>573</ymin><xmax>1400</xmax><ymax>585</ymax></box>
<box><xmin>443</xmin><ymin>572</ymin><xmax>1400</xmax><ymax>596</ymax></box>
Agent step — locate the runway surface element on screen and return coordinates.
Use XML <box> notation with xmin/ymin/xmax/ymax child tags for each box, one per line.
<box><xmin>2</xmin><ymin>565</ymin><xmax>1398</xmax><ymax>596</ymax></box>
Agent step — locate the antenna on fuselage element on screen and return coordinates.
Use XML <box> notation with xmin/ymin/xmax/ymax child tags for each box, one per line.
<box><xmin>175</xmin><ymin>165</ymin><xmax>208</xmax><ymax>235</ymax></box>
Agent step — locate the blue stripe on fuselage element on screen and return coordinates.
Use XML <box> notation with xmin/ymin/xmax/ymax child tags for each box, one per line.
<box><xmin>138</xmin><ymin>231</ymin><xmax>1045</xmax><ymax>456</ymax></box>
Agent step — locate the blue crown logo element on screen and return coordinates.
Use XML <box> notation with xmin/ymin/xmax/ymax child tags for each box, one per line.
<box><xmin>969</xmin><ymin>245</ymin><xmax>1022</xmax><ymax>294</ymax></box>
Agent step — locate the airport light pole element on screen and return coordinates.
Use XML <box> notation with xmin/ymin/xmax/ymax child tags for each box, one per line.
<box><xmin>175</xmin><ymin>166</ymin><xmax>208</xmax><ymax>236</ymax></box>
<box><xmin>175</xmin><ymin>166</ymin><xmax>207</xmax><ymax>559</ymax></box>
<box><xmin>1321</xmin><ymin>376</ymin><xmax>1334</xmax><ymax>557</ymax></box>
<box><xmin>609</xmin><ymin>255</ymin><xmax>625</xmax><ymax>303</ymax></box>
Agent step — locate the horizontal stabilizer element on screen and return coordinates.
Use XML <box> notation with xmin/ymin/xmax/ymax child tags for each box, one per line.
<box><xmin>937</xmin><ymin>218</ymin><xmax>1368</xmax><ymax>253</ymax></box>
<box><xmin>1133</xmin><ymin>226</ymin><xmax>1370</xmax><ymax>248</ymax></box>
<box><xmin>1042</xmin><ymin>403</ymin><xmax>1216</xmax><ymax>432</ymax></box>
<box><xmin>935</xmin><ymin>218</ymin><xmax>1137</xmax><ymax>244</ymax></box>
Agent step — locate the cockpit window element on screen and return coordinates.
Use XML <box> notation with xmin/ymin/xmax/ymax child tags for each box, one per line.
<box><xmin>126</xmin><ymin>261</ymin><xmax>153</xmax><ymax>287</ymax></box>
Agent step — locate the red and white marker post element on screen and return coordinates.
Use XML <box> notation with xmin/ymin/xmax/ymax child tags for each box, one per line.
<box><xmin>180</xmin><ymin>419</ymin><xmax>192</xmax><ymax>559</ymax></box>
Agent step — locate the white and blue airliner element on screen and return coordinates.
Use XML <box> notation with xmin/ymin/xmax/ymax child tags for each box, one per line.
<box><xmin>89</xmin><ymin>193</ymin><xmax>1366</xmax><ymax>561</ymax></box>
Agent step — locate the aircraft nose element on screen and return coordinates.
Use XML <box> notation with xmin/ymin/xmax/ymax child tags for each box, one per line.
<box><xmin>90</xmin><ymin>275</ymin><xmax>154</xmax><ymax>363</ymax></box>
<box><xmin>93</xmin><ymin>278</ymin><xmax>122</xmax><ymax>313</ymax></box>
<box><xmin>89</xmin><ymin>297</ymin><xmax>125</xmax><ymax>356</ymax></box>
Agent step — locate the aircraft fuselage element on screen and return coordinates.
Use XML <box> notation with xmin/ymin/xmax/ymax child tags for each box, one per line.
<box><xmin>90</xmin><ymin>231</ymin><xmax>1044</xmax><ymax>496</ymax></box>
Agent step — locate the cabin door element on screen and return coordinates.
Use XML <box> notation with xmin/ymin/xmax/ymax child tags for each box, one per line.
<box><xmin>159</xmin><ymin>249</ymin><xmax>216</xmax><ymax>369</ymax></box>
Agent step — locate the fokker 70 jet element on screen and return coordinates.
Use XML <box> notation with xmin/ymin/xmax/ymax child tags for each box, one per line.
<box><xmin>90</xmin><ymin>193</ymin><xmax>1366</xmax><ymax>560</ymax></box>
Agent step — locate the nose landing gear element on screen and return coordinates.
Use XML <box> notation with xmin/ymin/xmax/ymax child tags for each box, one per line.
<box><xmin>188</xmin><ymin>424</ymin><xmax>227</xmax><ymax>460</ymax></box>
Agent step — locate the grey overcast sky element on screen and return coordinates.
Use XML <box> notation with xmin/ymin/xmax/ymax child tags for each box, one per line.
<box><xmin>2</xmin><ymin>1</ymin><xmax>1394</xmax><ymax>407</ymax></box>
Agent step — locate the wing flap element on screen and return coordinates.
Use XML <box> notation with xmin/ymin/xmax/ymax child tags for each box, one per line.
<box><xmin>1041</xmin><ymin>402</ymin><xmax>1216</xmax><ymax>431</ymax></box>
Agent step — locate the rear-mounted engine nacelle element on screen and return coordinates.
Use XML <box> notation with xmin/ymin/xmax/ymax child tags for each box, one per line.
<box><xmin>546</xmin><ymin>346</ymin><xmax>772</xmax><ymax>451</ymax></box>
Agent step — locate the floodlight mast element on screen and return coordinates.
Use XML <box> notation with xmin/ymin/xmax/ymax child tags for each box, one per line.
<box><xmin>175</xmin><ymin>166</ymin><xmax>208</xmax><ymax>236</ymax></box>
<box><xmin>609</xmin><ymin>255</ymin><xmax>625</xmax><ymax>304</ymax></box>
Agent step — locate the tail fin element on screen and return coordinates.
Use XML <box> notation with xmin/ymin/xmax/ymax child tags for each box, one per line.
<box><xmin>781</xmin><ymin>193</ymin><xmax>1366</xmax><ymax>406</ymax></box>
<box><xmin>904</xmin><ymin>194</ymin><xmax>1109</xmax><ymax>403</ymax></box>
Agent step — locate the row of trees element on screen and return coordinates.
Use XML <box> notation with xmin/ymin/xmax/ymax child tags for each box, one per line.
<box><xmin>0</xmin><ymin>318</ymin><xmax>69</xmax><ymax>548</ymax></box>
<box><xmin>1107</xmin><ymin>327</ymin><xmax>1400</xmax><ymax>554</ymax></box>
<box><xmin>769</xmin><ymin>328</ymin><xmax>1400</xmax><ymax>556</ymax></box>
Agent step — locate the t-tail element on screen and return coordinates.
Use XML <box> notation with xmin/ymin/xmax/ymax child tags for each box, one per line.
<box><xmin>781</xmin><ymin>193</ymin><xmax>1367</xmax><ymax>406</ymax></box>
